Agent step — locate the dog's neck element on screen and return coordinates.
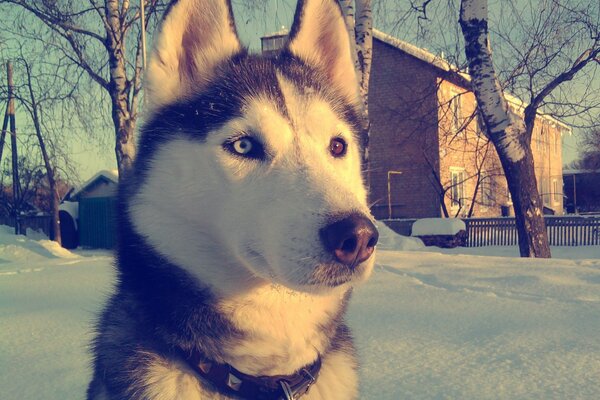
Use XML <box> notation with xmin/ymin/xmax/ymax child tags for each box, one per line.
<box><xmin>215</xmin><ymin>283</ymin><xmax>351</xmax><ymax>377</ymax></box>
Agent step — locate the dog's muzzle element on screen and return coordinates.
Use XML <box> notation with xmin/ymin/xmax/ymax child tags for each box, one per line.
<box><xmin>319</xmin><ymin>213</ymin><xmax>379</xmax><ymax>268</ymax></box>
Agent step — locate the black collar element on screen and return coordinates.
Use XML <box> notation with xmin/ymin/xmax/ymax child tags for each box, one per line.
<box><xmin>183</xmin><ymin>350</ymin><xmax>322</xmax><ymax>400</ymax></box>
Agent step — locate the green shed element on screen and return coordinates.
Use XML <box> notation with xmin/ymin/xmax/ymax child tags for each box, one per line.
<box><xmin>78</xmin><ymin>197</ymin><xmax>117</xmax><ymax>249</ymax></box>
<box><xmin>72</xmin><ymin>170</ymin><xmax>119</xmax><ymax>249</ymax></box>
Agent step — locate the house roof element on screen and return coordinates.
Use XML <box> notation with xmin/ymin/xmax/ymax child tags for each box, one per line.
<box><xmin>373</xmin><ymin>29</ymin><xmax>571</xmax><ymax>132</ymax></box>
<box><xmin>563</xmin><ymin>169</ymin><xmax>600</xmax><ymax>175</ymax></box>
<box><xmin>71</xmin><ymin>169</ymin><xmax>119</xmax><ymax>200</ymax></box>
<box><xmin>261</xmin><ymin>28</ymin><xmax>289</xmax><ymax>40</ymax></box>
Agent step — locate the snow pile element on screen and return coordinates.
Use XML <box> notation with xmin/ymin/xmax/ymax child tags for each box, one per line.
<box><xmin>376</xmin><ymin>222</ymin><xmax>425</xmax><ymax>251</ymax></box>
<box><xmin>411</xmin><ymin>218</ymin><xmax>466</xmax><ymax>236</ymax></box>
<box><xmin>0</xmin><ymin>225</ymin><xmax>79</xmax><ymax>270</ymax></box>
<box><xmin>2</xmin><ymin>228</ymin><xmax>600</xmax><ymax>399</ymax></box>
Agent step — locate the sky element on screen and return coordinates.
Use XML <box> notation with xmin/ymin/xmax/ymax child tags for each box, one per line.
<box><xmin>1</xmin><ymin>1</ymin><xmax>593</xmax><ymax>182</ymax></box>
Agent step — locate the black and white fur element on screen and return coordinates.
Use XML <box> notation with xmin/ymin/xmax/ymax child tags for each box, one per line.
<box><xmin>87</xmin><ymin>0</ymin><xmax>376</xmax><ymax>399</ymax></box>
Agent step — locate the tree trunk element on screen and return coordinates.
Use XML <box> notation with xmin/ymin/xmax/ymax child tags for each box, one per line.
<box><xmin>339</xmin><ymin>0</ymin><xmax>373</xmax><ymax>178</ymax></box>
<box><xmin>499</xmin><ymin>150</ymin><xmax>548</xmax><ymax>257</ymax></box>
<box><xmin>459</xmin><ymin>0</ymin><xmax>550</xmax><ymax>257</ymax></box>
<box><xmin>106</xmin><ymin>0</ymin><xmax>136</xmax><ymax>176</ymax></box>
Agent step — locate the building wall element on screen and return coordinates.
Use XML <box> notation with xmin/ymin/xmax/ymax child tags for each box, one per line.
<box><xmin>368</xmin><ymin>39</ymin><xmax>442</xmax><ymax>219</ymax></box>
<box><xmin>436</xmin><ymin>80</ymin><xmax>565</xmax><ymax>217</ymax></box>
<box><xmin>531</xmin><ymin>119</ymin><xmax>564</xmax><ymax>214</ymax></box>
<box><xmin>436</xmin><ymin>79</ymin><xmax>509</xmax><ymax>218</ymax></box>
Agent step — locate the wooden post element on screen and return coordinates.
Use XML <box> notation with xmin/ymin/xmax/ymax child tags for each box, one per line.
<box><xmin>572</xmin><ymin>174</ymin><xmax>577</xmax><ymax>215</ymax></box>
<box><xmin>7</xmin><ymin>61</ymin><xmax>21</xmax><ymax>235</ymax></box>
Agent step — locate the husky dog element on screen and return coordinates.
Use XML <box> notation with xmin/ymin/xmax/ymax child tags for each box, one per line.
<box><xmin>87</xmin><ymin>0</ymin><xmax>378</xmax><ymax>399</ymax></box>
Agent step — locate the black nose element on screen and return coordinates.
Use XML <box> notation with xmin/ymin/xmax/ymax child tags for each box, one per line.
<box><xmin>319</xmin><ymin>213</ymin><xmax>379</xmax><ymax>267</ymax></box>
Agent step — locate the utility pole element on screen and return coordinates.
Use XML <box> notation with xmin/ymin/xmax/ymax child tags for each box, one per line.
<box><xmin>0</xmin><ymin>102</ymin><xmax>8</xmax><ymax>166</ymax></box>
<box><xmin>7</xmin><ymin>61</ymin><xmax>21</xmax><ymax>235</ymax></box>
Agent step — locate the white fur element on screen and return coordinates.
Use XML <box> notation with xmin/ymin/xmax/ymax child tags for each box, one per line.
<box><xmin>217</xmin><ymin>284</ymin><xmax>349</xmax><ymax>376</ymax></box>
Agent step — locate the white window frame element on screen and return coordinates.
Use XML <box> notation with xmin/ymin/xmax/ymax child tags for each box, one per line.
<box><xmin>449</xmin><ymin>91</ymin><xmax>462</xmax><ymax>134</ymax></box>
<box><xmin>479</xmin><ymin>174</ymin><xmax>494</xmax><ymax>207</ymax></box>
<box><xmin>450</xmin><ymin>168</ymin><xmax>466</xmax><ymax>209</ymax></box>
<box><xmin>552</xmin><ymin>178</ymin><xmax>560</xmax><ymax>204</ymax></box>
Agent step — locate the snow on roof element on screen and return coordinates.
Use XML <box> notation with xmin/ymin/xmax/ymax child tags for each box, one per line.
<box><xmin>373</xmin><ymin>29</ymin><xmax>571</xmax><ymax>132</ymax></box>
<box><xmin>262</xmin><ymin>27</ymin><xmax>289</xmax><ymax>39</ymax></box>
<box><xmin>71</xmin><ymin>169</ymin><xmax>118</xmax><ymax>199</ymax></box>
<box><xmin>563</xmin><ymin>169</ymin><xmax>600</xmax><ymax>175</ymax></box>
<box><xmin>411</xmin><ymin>218</ymin><xmax>466</xmax><ymax>236</ymax></box>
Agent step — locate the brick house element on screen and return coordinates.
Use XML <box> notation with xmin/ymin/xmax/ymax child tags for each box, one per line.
<box><xmin>260</xmin><ymin>30</ymin><xmax>569</xmax><ymax>219</ymax></box>
<box><xmin>368</xmin><ymin>30</ymin><xmax>569</xmax><ymax>219</ymax></box>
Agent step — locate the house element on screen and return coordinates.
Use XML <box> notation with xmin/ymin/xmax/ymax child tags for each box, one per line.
<box><xmin>563</xmin><ymin>169</ymin><xmax>600</xmax><ymax>214</ymax></box>
<box><xmin>368</xmin><ymin>30</ymin><xmax>569</xmax><ymax>220</ymax></box>
<box><xmin>260</xmin><ymin>30</ymin><xmax>570</xmax><ymax>219</ymax></box>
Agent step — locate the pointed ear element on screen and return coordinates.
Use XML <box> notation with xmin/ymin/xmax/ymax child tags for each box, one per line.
<box><xmin>145</xmin><ymin>0</ymin><xmax>241</xmax><ymax>111</ymax></box>
<box><xmin>286</xmin><ymin>0</ymin><xmax>359</xmax><ymax>103</ymax></box>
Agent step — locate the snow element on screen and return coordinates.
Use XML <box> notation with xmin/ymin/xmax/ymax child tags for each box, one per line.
<box><xmin>59</xmin><ymin>201</ymin><xmax>79</xmax><ymax>228</ymax></box>
<box><xmin>2</xmin><ymin>226</ymin><xmax>600</xmax><ymax>399</ymax></box>
<box><xmin>377</xmin><ymin>222</ymin><xmax>425</xmax><ymax>250</ymax></box>
<box><xmin>411</xmin><ymin>218</ymin><xmax>466</xmax><ymax>236</ymax></box>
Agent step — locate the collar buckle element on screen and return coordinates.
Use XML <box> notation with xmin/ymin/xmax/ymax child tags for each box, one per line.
<box><xmin>279</xmin><ymin>380</ymin><xmax>295</xmax><ymax>400</ymax></box>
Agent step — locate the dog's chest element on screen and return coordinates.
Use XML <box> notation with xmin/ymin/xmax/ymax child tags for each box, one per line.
<box><xmin>217</xmin><ymin>286</ymin><xmax>346</xmax><ymax>376</ymax></box>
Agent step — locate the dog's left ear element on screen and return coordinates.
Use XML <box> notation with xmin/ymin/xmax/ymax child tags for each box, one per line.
<box><xmin>145</xmin><ymin>0</ymin><xmax>241</xmax><ymax>111</ymax></box>
<box><xmin>286</xmin><ymin>0</ymin><xmax>359</xmax><ymax>103</ymax></box>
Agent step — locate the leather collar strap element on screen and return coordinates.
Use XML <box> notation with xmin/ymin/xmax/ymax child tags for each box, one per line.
<box><xmin>184</xmin><ymin>351</ymin><xmax>322</xmax><ymax>400</ymax></box>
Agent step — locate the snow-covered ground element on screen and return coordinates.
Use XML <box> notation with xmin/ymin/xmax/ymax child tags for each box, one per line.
<box><xmin>1</xmin><ymin>225</ymin><xmax>600</xmax><ymax>399</ymax></box>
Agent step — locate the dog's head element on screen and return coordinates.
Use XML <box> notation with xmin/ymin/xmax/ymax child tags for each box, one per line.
<box><xmin>129</xmin><ymin>0</ymin><xmax>378</xmax><ymax>295</ymax></box>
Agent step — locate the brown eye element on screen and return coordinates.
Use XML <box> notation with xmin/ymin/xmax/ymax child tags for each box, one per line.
<box><xmin>329</xmin><ymin>137</ymin><xmax>347</xmax><ymax>157</ymax></box>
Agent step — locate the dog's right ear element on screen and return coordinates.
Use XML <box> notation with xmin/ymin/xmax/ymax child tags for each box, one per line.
<box><xmin>145</xmin><ymin>0</ymin><xmax>241</xmax><ymax>111</ymax></box>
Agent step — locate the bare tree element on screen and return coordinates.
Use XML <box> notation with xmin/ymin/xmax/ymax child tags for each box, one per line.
<box><xmin>0</xmin><ymin>0</ymin><xmax>167</xmax><ymax>175</ymax></box>
<box><xmin>575</xmin><ymin>128</ymin><xmax>600</xmax><ymax>169</ymax></box>
<box><xmin>459</xmin><ymin>0</ymin><xmax>599</xmax><ymax>257</ymax></box>
<box><xmin>17</xmin><ymin>58</ymin><xmax>61</xmax><ymax>244</ymax></box>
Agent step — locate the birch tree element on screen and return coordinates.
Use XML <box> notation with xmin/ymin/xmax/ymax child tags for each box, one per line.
<box><xmin>339</xmin><ymin>0</ymin><xmax>373</xmax><ymax>167</ymax></box>
<box><xmin>459</xmin><ymin>0</ymin><xmax>599</xmax><ymax>257</ymax></box>
<box><xmin>0</xmin><ymin>0</ymin><xmax>167</xmax><ymax>175</ymax></box>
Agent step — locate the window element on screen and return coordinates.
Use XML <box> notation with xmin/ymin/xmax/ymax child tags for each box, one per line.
<box><xmin>450</xmin><ymin>169</ymin><xmax>465</xmax><ymax>208</ymax></box>
<box><xmin>540</xmin><ymin>178</ymin><xmax>550</xmax><ymax>206</ymax></box>
<box><xmin>552</xmin><ymin>179</ymin><xmax>560</xmax><ymax>204</ymax></box>
<box><xmin>450</xmin><ymin>95</ymin><xmax>462</xmax><ymax>133</ymax></box>
<box><xmin>479</xmin><ymin>175</ymin><xmax>494</xmax><ymax>207</ymax></box>
<box><xmin>554</xmin><ymin>133</ymin><xmax>560</xmax><ymax>155</ymax></box>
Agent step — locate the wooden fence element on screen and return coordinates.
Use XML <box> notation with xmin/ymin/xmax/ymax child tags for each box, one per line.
<box><xmin>465</xmin><ymin>216</ymin><xmax>600</xmax><ymax>247</ymax></box>
<box><xmin>0</xmin><ymin>215</ymin><xmax>53</xmax><ymax>238</ymax></box>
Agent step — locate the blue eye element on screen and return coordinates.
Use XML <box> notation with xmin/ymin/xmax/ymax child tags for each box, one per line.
<box><xmin>233</xmin><ymin>138</ymin><xmax>253</xmax><ymax>155</ymax></box>
<box><xmin>224</xmin><ymin>137</ymin><xmax>265</xmax><ymax>159</ymax></box>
